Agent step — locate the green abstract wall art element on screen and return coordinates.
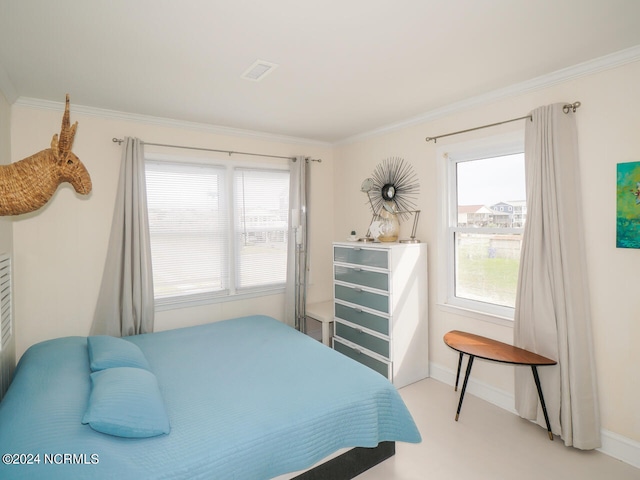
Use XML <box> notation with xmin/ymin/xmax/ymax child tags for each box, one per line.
<box><xmin>617</xmin><ymin>161</ymin><xmax>640</xmax><ymax>249</ymax></box>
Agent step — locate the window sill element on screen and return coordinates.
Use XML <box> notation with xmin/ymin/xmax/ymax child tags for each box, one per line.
<box><xmin>155</xmin><ymin>287</ymin><xmax>286</xmax><ymax>312</ymax></box>
<box><xmin>437</xmin><ymin>302</ymin><xmax>514</xmax><ymax>328</ymax></box>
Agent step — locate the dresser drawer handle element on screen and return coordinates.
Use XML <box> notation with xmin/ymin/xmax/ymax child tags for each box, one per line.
<box><xmin>353</xmin><ymin>247</ymin><xmax>362</xmax><ymax>251</ymax></box>
<box><xmin>353</xmin><ymin>287</ymin><xmax>363</xmax><ymax>293</ymax></box>
<box><xmin>354</xmin><ymin>308</ymin><xmax>363</xmax><ymax>313</ymax></box>
<box><xmin>355</xmin><ymin>327</ymin><xmax>364</xmax><ymax>334</ymax></box>
<box><xmin>353</xmin><ymin>267</ymin><xmax>362</xmax><ymax>272</ymax></box>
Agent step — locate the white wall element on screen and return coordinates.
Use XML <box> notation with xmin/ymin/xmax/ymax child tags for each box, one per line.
<box><xmin>10</xmin><ymin>105</ymin><xmax>334</xmax><ymax>359</ymax></box>
<box><xmin>0</xmin><ymin>91</ymin><xmax>12</xmax><ymax>251</ymax></box>
<box><xmin>333</xmin><ymin>60</ymin><xmax>640</xmax><ymax>446</ymax></box>
<box><xmin>0</xmin><ymin>89</ymin><xmax>15</xmax><ymax>398</ymax></box>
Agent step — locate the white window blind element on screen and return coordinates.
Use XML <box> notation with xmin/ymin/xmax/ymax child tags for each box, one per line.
<box><xmin>145</xmin><ymin>159</ymin><xmax>290</xmax><ymax>307</ymax></box>
<box><xmin>0</xmin><ymin>254</ymin><xmax>11</xmax><ymax>351</ymax></box>
<box><xmin>146</xmin><ymin>161</ymin><xmax>228</xmax><ymax>301</ymax></box>
<box><xmin>233</xmin><ymin>168</ymin><xmax>289</xmax><ymax>291</ymax></box>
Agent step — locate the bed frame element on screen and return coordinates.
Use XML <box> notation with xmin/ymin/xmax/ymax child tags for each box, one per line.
<box><xmin>293</xmin><ymin>442</ymin><xmax>395</xmax><ymax>479</ymax></box>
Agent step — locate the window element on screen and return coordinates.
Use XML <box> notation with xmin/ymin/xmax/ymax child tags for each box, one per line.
<box><xmin>145</xmin><ymin>158</ymin><xmax>289</xmax><ymax>307</ymax></box>
<box><xmin>233</xmin><ymin>168</ymin><xmax>289</xmax><ymax>290</ymax></box>
<box><xmin>444</xmin><ymin>135</ymin><xmax>525</xmax><ymax>319</ymax></box>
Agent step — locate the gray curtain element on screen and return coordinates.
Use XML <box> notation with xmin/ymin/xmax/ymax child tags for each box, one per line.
<box><xmin>90</xmin><ymin>137</ymin><xmax>154</xmax><ymax>337</ymax></box>
<box><xmin>285</xmin><ymin>156</ymin><xmax>308</xmax><ymax>329</ymax></box>
<box><xmin>514</xmin><ymin>104</ymin><xmax>600</xmax><ymax>449</ymax></box>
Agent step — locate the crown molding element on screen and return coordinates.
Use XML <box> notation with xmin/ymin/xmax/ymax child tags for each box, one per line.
<box><xmin>337</xmin><ymin>44</ymin><xmax>640</xmax><ymax>145</ymax></box>
<box><xmin>13</xmin><ymin>97</ymin><xmax>332</xmax><ymax>148</ymax></box>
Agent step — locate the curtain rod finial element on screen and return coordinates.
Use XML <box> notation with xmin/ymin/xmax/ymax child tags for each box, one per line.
<box><xmin>563</xmin><ymin>101</ymin><xmax>581</xmax><ymax>114</ymax></box>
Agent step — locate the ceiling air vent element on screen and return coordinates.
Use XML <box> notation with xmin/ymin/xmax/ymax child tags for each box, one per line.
<box><xmin>241</xmin><ymin>60</ymin><xmax>279</xmax><ymax>82</ymax></box>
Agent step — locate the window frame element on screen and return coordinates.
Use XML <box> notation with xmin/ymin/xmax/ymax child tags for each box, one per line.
<box><xmin>437</xmin><ymin>132</ymin><xmax>525</xmax><ymax>324</ymax></box>
<box><xmin>144</xmin><ymin>152</ymin><xmax>290</xmax><ymax>311</ymax></box>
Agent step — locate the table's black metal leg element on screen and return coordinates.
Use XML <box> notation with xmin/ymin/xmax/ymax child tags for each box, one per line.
<box><xmin>455</xmin><ymin>352</ymin><xmax>464</xmax><ymax>391</ymax></box>
<box><xmin>455</xmin><ymin>355</ymin><xmax>474</xmax><ymax>421</ymax></box>
<box><xmin>531</xmin><ymin>366</ymin><xmax>554</xmax><ymax>441</ymax></box>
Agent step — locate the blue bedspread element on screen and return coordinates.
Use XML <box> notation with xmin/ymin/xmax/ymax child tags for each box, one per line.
<box><xmin>0</xmin><ymin>315</ymin><xmax>420</xmax><ymax>479</ymax></box>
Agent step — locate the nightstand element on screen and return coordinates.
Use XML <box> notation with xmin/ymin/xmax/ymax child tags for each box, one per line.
<box><xmin>305</xmin><ymin>300</ymin><xmax>334</xmax><ymax>346</ymax></box>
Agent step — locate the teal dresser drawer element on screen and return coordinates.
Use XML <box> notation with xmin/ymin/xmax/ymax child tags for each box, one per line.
<box><xmin>334</xmin><ymin>246</ymin><xmax>388</xmax><ymax>269</ymax></box>
<box><xmin>334</xmin><ymin>265</ymin><xmax>389</xmax><ymax>291</ymax></box>
<box><xmin>334</xmin><ymin>303</ymin><xmax>388</xmax><ymax>336</ymax></box>
<box><xmin>333</xmin><ymin>338</ymin><xmax>390</xmax><ymax>379</ymax></box>
<box><xmin>334</xmin><ymin>284</ymin><xmax>389</xmax><ymax>314</ymax></box>
<box><xmin>335</xmin><ymin>321</ymin><xmax>389</xmax><ymax>358</ymax></box>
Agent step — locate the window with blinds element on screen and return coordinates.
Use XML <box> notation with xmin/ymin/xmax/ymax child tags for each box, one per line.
<box><xmin>233</xmin><ymin>168</ymin><xmax>289</xmax><ymax>291</ymax></box>
<box><xmin>145</xmin><ymin>159</ymin><xmax>290</xmax><ymax>306</ymax></box>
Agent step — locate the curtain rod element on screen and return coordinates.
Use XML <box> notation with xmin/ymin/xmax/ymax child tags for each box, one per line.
<box><xmin>111</xmin><ymin>138</ymin><xmax>321</xmax><ymax>162</ymax></box>
<box><xmin>424</xmin><ymin>101</ymin><xmax>581</xmax><ymax>143</ymax></box>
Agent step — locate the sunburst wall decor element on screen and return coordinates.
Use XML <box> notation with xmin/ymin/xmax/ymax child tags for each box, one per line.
<box><xmin>369</xmin><ymin>157</ymin><xmax>419</xmax><ymax>221</ymax></box>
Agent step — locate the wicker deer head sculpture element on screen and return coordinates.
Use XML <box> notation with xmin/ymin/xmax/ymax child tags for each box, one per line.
<box><xmin>0</xmin><ymin>94</ymin><xmax>92</xmax><ymax>216</ymax></box>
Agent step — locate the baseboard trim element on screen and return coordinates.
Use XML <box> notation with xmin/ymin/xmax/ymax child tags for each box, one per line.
<box><xmin>429</xmin><ymin>361</ymin><xmax>517</xmax><ymax>414</ymax></box>
<box><xmin>429</xmin><ymin>362</ymin><xmax>640</xmax><ymax>469</ymax></box>
<box><xmin>600</xmin><ymin>429</ymin><xmax>640</xmax><ymax>470</ymax></box>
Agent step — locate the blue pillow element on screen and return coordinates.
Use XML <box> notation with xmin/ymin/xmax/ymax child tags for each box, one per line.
<box><xmin>82</xmin><ymin>367</ymin><xmax>171</xmax><ymax>438</ymax></box>
<box><xmin>87</xmin><ymin>335</ymin><xmax>151</xmax><ymax>371</ymax></box>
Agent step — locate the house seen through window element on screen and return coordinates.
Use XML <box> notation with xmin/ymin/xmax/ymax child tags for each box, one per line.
<box><xmin>446</xmin><ymin>143</ymin><xmax>525</xmax><ymax>319</ymax></box>
<box><xmin>145</xmin><ymin>159</ymin><xmax>289</xmax><ymax>306</ymax></box>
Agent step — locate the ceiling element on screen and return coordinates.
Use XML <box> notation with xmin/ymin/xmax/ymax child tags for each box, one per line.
<box><xmin>1</xmin><ymin>0</ymin><xmax>640</xmax><ymax>144</ymax></box>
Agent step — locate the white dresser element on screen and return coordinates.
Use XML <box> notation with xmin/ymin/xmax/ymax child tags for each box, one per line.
<box><xmin>332</xmin><ymin>242</ymin><xmax>428</xmax><ymax>388</ymax></box>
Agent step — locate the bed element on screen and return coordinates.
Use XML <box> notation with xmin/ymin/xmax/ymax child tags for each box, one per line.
<box><xmin>0</xmin><ymin>315</ymin><xmax>421</xmax><ymax>479</ymax></box>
